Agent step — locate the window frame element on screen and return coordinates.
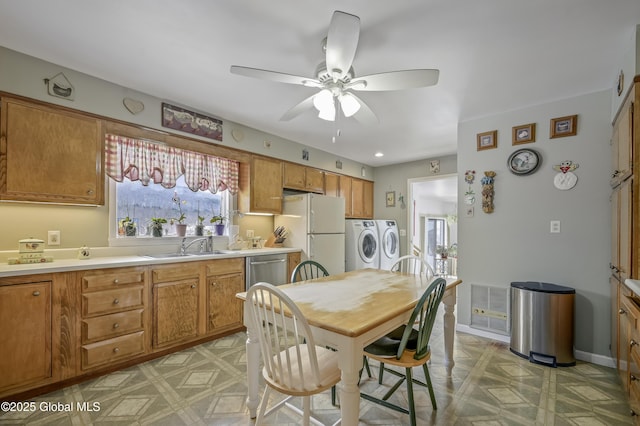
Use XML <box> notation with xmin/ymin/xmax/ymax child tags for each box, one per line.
<box><xmin>107</xmin><ymin>179</ymin><xmax>234</xmax><ymax>248</ymax></box>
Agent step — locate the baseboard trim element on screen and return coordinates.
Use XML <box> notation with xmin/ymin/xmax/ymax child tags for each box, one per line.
<box><xmin>456</xmin><ymin>325</ymin><xmax>615</xmax><ymax>368</ymax></box>
<box><xmin>457</xmin><ymin>324</ymin><xmax>510</xmax><ymax>343</ymax></box>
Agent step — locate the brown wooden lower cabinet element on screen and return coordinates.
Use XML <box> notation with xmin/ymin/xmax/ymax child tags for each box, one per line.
<box><xmin>615</xmin><ymin>281</ymin><xmax>640</xmax><ymax>420</ymax></box>
<box><xmin>80</xmin><ymin>267</ymin><xmax>147</xmax><ymax>371</ymax></box>
<box><xmin>206</xmin><ymin>258</ymin><xmax>244</xmax><ymax>333</ymax></box>
<box><xmin>151</xmin><ymin>262</ymin><xmax>201</xmax><ymax>348</ymax></box>
<box><xmin>0</xmin><ymin>253</ymin><xmax>297</xmax><ymax>400</ymax></box>
<box><xmin>0</xmin><ymin>280</ymin><xmax>52</xmax><ymax>390</ymax></box>
<box><xmin>287</xmin><ymin>251</ymin><xmax>301</xmax><ymax>283</ymax></box>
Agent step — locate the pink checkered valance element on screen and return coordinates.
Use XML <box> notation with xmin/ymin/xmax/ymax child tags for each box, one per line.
<box><xmin>105</xmin><ymin>134</ymin><xmax>239</xmax><ymax>194</ymax></box>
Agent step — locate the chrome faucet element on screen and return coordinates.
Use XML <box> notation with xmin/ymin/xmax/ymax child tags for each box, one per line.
<box><xmin>180</xmin><ymin>236</ymin><xmax>212</xmax><ymax>255</ymax></box>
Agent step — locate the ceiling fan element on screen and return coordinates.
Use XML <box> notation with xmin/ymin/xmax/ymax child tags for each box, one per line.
<box><xmin>230</xmin><ymin>10</ymin><xmax>439</xmax><ymax>125</ymax></box>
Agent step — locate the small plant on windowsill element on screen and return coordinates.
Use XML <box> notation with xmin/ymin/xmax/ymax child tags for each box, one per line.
<box><xmin>196</xmin><ymin>215</ymin><xmax>206</xmax><ymax>236</ymax></box>
<box><xmin>119</xmin><ymin>216</ymin><xmax>137</xmax><ymax>237</ymax></box>
<box><xmin>118</xmin><ymin>205</ymin><xmax>137</xmax><ymax>237</ymax></box>
<box><xmin>150</xmin><ymin>217</ymin><xmax>167</xmax><ymax>237</ymax></box>
<box><xmin>210</xmin><ymin>214</ymin><xmax>226</xmax><ymax>236</ymax></box>
<box><xmin>170</xmin><ymin>192</ymin><xmax>188</xmax><ymax>236</ymax></box>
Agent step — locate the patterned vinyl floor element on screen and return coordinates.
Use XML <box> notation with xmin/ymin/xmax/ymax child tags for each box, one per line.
<box><xmin>0</xmin><ymin>313</ymin><xmax>632</xmax><ymax>426</ymax></box>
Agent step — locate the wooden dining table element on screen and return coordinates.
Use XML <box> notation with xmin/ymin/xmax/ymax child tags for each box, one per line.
<box><xmin>236</xmin><ymin>268</ymin><xmax>462</xmax><ymax>426</ymax></box>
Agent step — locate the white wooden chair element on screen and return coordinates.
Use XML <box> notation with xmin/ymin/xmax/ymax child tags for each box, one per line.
<box><xmin>390</xmin><ymin>254</ymin><xmax>435</xmax><ymax>278</ymax></box>
<box><xmin>247</xmin><ymin>282</ymin><xmax>341</xmax><ymax>426</ymax></box>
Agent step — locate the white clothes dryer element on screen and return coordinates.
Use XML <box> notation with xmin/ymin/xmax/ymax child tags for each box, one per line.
<box><xmin>376</xmin><ymin>219</ymin><xmax>400</xmax><ymax>270</ymax></box>
<box><xmin>345</xmin><ymin>220</ymin><xmax>379</xmax><ymax>271</ymax></box>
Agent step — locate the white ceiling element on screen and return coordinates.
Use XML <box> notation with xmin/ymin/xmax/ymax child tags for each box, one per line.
<box><xmin>0</xmin><ymin>1</ymin><xmax>638</xmax><ymax>166</ymax></box>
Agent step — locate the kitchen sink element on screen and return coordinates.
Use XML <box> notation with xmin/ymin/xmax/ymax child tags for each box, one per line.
<box><xmin>190</xmin><ymin>250</ymin><xmax>236</xmax><ymax>255</ymax></box>
<box><xmin>142</xmin><ymin>253</ymin><xmax>195</xmax><ymax>259</ymax></box>
<box><xmin>143</xmin><ymin>250</ymin><xmax>236</xmax><ymax>259</ymax></box>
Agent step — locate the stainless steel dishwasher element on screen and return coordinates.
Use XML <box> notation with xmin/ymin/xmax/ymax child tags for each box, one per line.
<box><xmin>245</xmin><ymin>253</ymin><xmax>288</xmax><ymax>290</ymax></box>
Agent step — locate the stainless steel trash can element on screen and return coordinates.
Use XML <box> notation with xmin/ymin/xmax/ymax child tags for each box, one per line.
<box><xmin>510</xmin><ymin>281</ymin><xmax>575</xmax><ymax>367</ymax></box>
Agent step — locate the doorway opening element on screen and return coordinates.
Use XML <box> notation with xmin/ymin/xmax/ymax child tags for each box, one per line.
<box><xmin>407</xmin><ymin>174</ymin><xmax>457</xmax><ymax>276</ymax></box>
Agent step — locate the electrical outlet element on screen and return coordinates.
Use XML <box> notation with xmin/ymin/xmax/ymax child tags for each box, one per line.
<box><xmin>48</xmin><ymin>230</ymin><xmax>61</xmax><ymax>245</ymax></box>
<box><xmin>263</xmin><ymin>140</ymin><xmax>271</xmax><ymax>149</ymax></box>
<box><xmin>550</xmin><ymin>220</ymin><xmax>561</xmax><ymax>233</ymax></box>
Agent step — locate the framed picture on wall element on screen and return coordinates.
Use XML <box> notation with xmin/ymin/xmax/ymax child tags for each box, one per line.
<box><xmin>550</xmin><ymin>115</ymin><xmax>578</xmax><ymax>138</ymax></box>
<box><xmin>477</xmin><ymin>130</ymin><xmax>497</xmax><ymax>151</ymax></box>
<box><xmin>512</xmin><ymin>123</ymin><xmax>536</xmax><ymax>145</ymax></box>
<box><xmin>385</xmin><ymin>191</ymin><xmax>396</xmax><ymax>207</ymax></box>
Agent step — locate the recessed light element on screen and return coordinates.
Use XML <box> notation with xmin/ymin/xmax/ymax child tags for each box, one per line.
<box><xmin>374</xmin><ymin>152</ymin><xmax>384</xmax><ymax>157</ymax></box>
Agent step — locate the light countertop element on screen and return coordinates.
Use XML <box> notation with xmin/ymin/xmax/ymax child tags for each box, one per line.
<box><xmin>625</xmin><ymin>279</ymin><xmax>640</xmax><ymax>295</ymax></box>
<box><xmin>0</xmin><ymin>247</ymin><xmax>299</xmax><ymax>278</ymax></box>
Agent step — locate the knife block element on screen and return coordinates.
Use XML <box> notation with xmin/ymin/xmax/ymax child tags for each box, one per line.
<box><xmin>264</xmin><ymin>235</ymin><xmax>283</xmax><ymax>248</ymax></box>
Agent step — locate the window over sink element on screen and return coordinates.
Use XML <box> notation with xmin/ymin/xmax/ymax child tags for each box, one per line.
<box><xmin>113</xmin><ymin>176</ymin><xmax>231</xmax><ymax>239</ymax></box>
<box><xmin>105</xmin><ymin>133</ymin><xmax>237</xmax><ymax>246</ymax></box>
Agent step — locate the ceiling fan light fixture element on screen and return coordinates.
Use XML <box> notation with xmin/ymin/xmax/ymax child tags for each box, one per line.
<box><xmin>313</xmin><ymin>88</ymin><xmax>334</xmax><ymax>112</ymax></box>
<box><xmin>338</xmin><ymin>92</ymin><xmax>360</xmax><ymax>117</ymax></box>
<box><xmin>318</xmin><ymin>102</ymin><xmax>336</xmax><ymax>121</ymax></box>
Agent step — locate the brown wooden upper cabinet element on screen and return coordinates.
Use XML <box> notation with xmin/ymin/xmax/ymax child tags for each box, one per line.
<box><xmin>349</xmin><ymin>178</ymin><xmax>373</xmax><ymax>219</ymax></box>
<box><xmin>283</xmin><ymin>162</ymin><xmax>324</xmax><ymax>193</ymax></box>
<box><xmin>324</xmin><ymin>172</ymin><xmax>340</xmax><ymax>197</ymax></box>
<box><xmin>611</xmin><ymin>85</ymin><xmax>634</xmax><ymax>187</ymax></box>
<box><xmin>339</xmin><ymin>175</ymin><xmax>353</xmax><ymax>217</ymax></box>
<box><xmin>0</xmin><ymin>95</ymin><xmax>104</xmax><ymax>205</ymax></box>
<box><xmin>238</xmin><ymin>156</ymin><xmax>283</xmax><ymax>214</ymax></box>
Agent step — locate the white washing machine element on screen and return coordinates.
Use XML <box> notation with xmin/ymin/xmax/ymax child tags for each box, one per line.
<box><xmin>345</xmin><ymin>220</ymin><xmax>379</xmax><ymax>271</ymax></box>
<box><xmin>376</xmin><ymin>219</ymin><xmax>400</xmax><ymax>270</ymax></box>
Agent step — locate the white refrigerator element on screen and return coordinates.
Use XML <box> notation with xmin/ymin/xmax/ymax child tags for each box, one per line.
<box><xmin>275</xmin><ymin>193</ymin><xmax>345</xmax><ymax>275</ymax></box>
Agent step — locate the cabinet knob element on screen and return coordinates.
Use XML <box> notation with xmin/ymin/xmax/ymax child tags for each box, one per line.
<box><xmin>631</xmin><ymin>375</ymin><xmax>639</xmax><ymax>382</ymax></box>
<box><xmin>32</xmin><ymin>291</ymin><xmax>40</xmax><ymax>296</ymax></box>
<box><xmin>612</xmin><ymin>170</ymin><xmax>620</xmax><ymax>178</ymax></box>
<box><xmin>632</xmin><ymin>409</ymin><xmax>638</xmax><ymax>417</ymax></box>
<box><xmin>113</xmin><ymin>323</ymin><xmax>119</xmax><ymax>329</ymax></box>
<box><xmin>113</xmin><ymin>279</ymin><xmax>119</xmax><ymax>284</ymax></box>
<box><xmin>631</xmin><ymin>339</ymin><xmax>638</xmax><ymax>348</ymax></box>
<box><xmin>620</xmin><ymin>308</ymin><xmax>627</xmax><ymax>315</ymax></box>
<box><xmin>113</xmin><ymin>298</ymin><xmax>119</xmax><ymax>305</ymax></box>
<box><xmin>113</xmin><ymin>347</ymin><xmax>120</xmax><ymax>354</ymax></box>
<box><xmin>191</xmin><ymin>284</ymin><xmax>196</xmax><ymax>289</ymax></box>
<box><xmin>87</xmin><ymin>189</ymin><xmax>94</xmax><ymax>195</ymax></box>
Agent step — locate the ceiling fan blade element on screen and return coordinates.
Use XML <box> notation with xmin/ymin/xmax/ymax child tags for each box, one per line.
<box><xmin>280</xmin><ymin>94</ymin><xmax>317</xmax><ymax>121</ymax></box>
<box><xmin>349</xmin><ymin>69</ymin><xmax>440</xmax><ymax>91</ymax></box>
<box><xmin>325</xmin><ymin>11</ymin><xmax>360</xmax><ymax>81</ymax></box>
<box><xmin>230</xmin><ymin>65</ymin><xmax>321</xmax><ymax>87</ymax></box>
<box><xmin>348</xmin><ymin>93</ymin><xmax>378</xmax><ymax>125</ymax></box>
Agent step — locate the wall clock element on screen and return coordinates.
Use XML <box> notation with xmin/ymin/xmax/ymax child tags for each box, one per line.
<box><xmin>507</xmin><ymin>148</ymin><xmax>541</xmax><ymax>175</ymax></box>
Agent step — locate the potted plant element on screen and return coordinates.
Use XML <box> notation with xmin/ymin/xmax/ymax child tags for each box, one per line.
<box><xmin>119</xmin><ymin>216</ymin><xmax>137</xmax><ymax>237</ymax></box>
<box><xmin>150</xmin><ymin>217</ymin><xmax>167</xmax><ymax>237</ymax></box>
<box><xmin>171</xmin><ymin>192</ymin><xmax>188</xmax><ymax>237</ymax></box>
<box><xmin>210</xmin><ymin>214</ymin><xmax>226</xmax><ymax>236</ymax></box>
<box><xmin>196</xmin><ymin>215</ymin><xmax>205</xmax><ymax>236</ymax></box>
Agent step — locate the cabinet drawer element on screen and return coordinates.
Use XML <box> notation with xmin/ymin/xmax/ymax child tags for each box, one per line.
<box><xmin>82</xmin><ymin>286</ymin><xmax>143</xmax><ymax>317</ymax></box>
<box><xmin>206</xmin><ymin>258</ymin><xmax>244</xmax><ymax>276</ymax></box>
<box><xmin>81</xmin><ymin>331</ymin><xmax>145</xmax><ymax>370</ymax></box>
<box><xmin>152</xmin><ymin>263</ymin><xmax>200</xmax><ymax>283</ymax></box>
<box><xmin>82</xmin><ymin>268</ymin><xmax>145</xmax><ymax>291</ymax></box>
<box><xmin>81</xmin><ymin>309</ymin><xmax>144</xmax><ymax>343</ymax></box>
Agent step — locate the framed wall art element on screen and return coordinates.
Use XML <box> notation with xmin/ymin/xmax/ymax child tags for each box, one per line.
<box><xmin>477</xmin><ymin>130</ymin><xmax>497</xmax><ymax>151</ymax></box>
<box><xmin>162</xmin><ymin>103</ymin><xmax>223</xmax><ymax>141</ymax></box>
<box><xmin>550</xmin><ymin>115</ymin><xmax>577</xmax><ymax>139</ymax></box>
<box><xmin>385</xmin><ymin>191</ymin><xmax>396</xmax><ymax>207</ymax></box>
<box><xmin>512</xmin><ymin>123</ymin><xmax>536</xmax><ymax>145</ymax></box>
